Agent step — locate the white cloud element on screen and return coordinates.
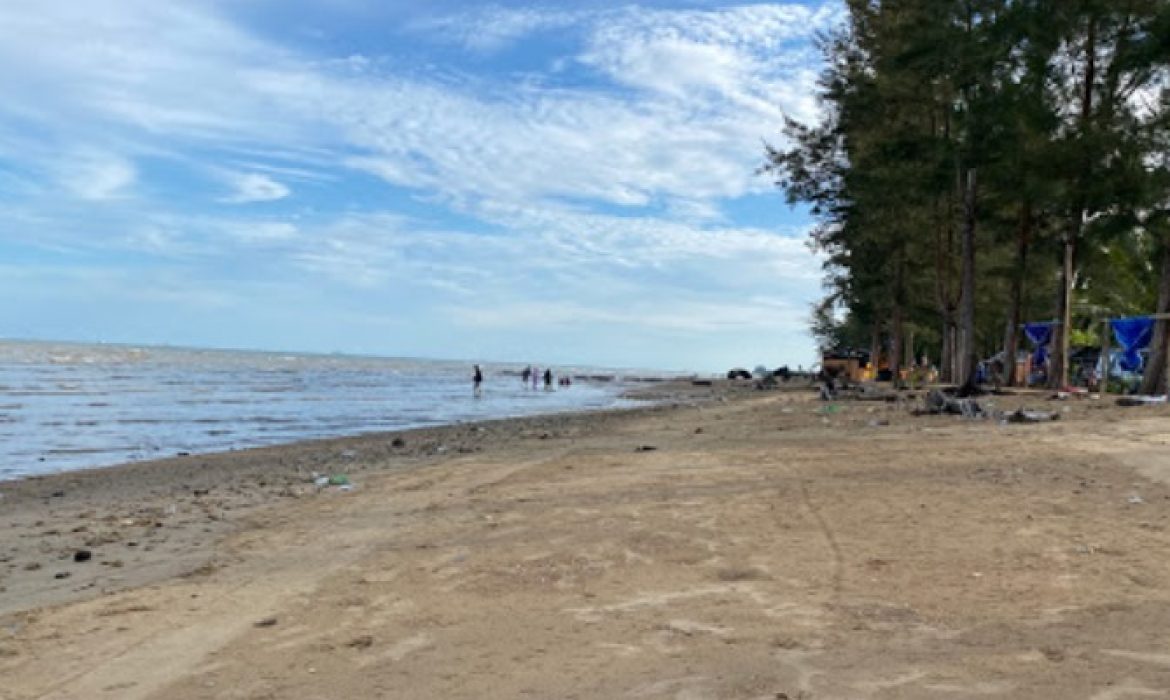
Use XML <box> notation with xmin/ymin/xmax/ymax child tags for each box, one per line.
<box><xmin>59</xmin><ymin>150</ymin><xmax>137</xmax><ymax>201</ymax></box>
<box><xmin>578</xmin><ymin>4</ymin><xmax>834</xmax><ymax>121</ymax></box>
<box><xmin>221</xmin><ymin>172</ymin><xmax>292</xmax><ymax>203</ymax></box>
<box><xmin>448</xmin><ymin>296</ymin><xmax>810</xmax><ymax>334</ymax></box>
<box><xmin>0</xmin><ymin>263</ymin><xmax>238</xmax><ymax>310</ymax></box>
<box><xmin>0</xmin><ymin>1</ymin><xmax>834</xmax><ymax>213</ymax></box>
<box><xmin>0</xmin><ymin>196</ymin><xmax>822</xmax><ymax>367</ymax></box>
<box><xmin>0</xmin><ymin>1</ymin><xmax>278</xmax><ymax>137</ymax></box>
<box><xmin>359</xmin><ymin>4</ymin><xmax>832</xmax><ymax>210</ymax></box>
<box><xmin>587</xmin><ymin>38</ymin><xmax>748</xmax><ymax>96</ymax></box>
<box><xmin>0</xmin><ymin>1</ymin><xmax>834</xmax><ymax>367</ymax></box>
<box><xmin>408</xmin><ymin>6</ymin><xmax>584</xmax><ymax>53</ymax></box>
<box><xmin>220</xmin><ymin>220</ymin><xmax>300</xmax><ymax>243</ymax></box>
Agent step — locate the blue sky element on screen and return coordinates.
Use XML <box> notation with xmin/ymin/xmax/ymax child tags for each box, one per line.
<box><xmin>0</xmin><ymin>1</ymin><xmax>837</xmax><ymax>372</ymax></box>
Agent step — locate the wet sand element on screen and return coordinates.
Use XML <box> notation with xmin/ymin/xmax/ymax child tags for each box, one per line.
<box><xmin>4</xmin><ymin>381</ymin><xmax>1170</xmax><ymax>698</ymax></box>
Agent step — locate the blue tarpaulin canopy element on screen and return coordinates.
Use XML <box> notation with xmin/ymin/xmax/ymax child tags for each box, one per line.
<box><xmin>1110</xmin><ymin>316</ymin><xmax>1155</xmax><ymax>372</ymax></box>
<box><xmin>1023</xmin><ymin>322</ymin><xmax>1054</xmax><ymax>366</ymax></box>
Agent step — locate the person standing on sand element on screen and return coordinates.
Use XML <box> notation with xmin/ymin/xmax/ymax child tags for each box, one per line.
<box><xmin>473</xmin><ymin>364</ymin><xmax>483</xmax><ymax>397</ymax></box>
<box><xmin>521</xmin><ymin>365</ymin><xmax>531</xmax><ymax>387</ymax></box>
<box><xmin>532</xmin><ymin>367</ymin><xmax>540</xmax><ymax>390</ymax></box>
<box><xmin>543</xmin><ymin>368</ymin><xmax>553</xmax><ymax>391</ymax></box>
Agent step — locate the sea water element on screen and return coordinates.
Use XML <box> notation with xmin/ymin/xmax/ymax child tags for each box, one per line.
<box><xmin>0</xmin><ymin>340</ymin><xmax>652</xmax><ymax>480</ymax></box>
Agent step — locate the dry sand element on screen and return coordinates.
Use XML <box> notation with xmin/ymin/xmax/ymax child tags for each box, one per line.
<box><xmin>4</xmin><ymin>382</ymin><xmax>1170</xmax><ymax>699</ymax></box>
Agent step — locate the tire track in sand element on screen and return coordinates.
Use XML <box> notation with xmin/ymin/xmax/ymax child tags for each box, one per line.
<box><xmin>798</xmin><ymin>479</ymin><xmax>845</xmax><ymax>601</ymax></box>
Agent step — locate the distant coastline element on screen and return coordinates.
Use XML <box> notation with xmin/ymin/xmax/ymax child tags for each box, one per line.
<box><xmin>0</xmin><ymin>337</ymin><xmax>694</xmax><ymax>379</ymax></box>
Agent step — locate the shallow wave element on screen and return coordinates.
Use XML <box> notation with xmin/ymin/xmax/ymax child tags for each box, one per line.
<box><xmin>0</xmin><ymin>340</ymin><xmax>658</xmax><ymax>479</ymax></box>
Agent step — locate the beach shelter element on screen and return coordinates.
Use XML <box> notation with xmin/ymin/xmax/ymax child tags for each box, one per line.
<box><xmin>1109</xmin><ymin>316</ymin><xmax>1155</xmax><ymax>372</ymax></box>
<box><xmin>1023</xmin><ymin>322</ymin><xmax>1055</xmax><ymax>367</ymax></box>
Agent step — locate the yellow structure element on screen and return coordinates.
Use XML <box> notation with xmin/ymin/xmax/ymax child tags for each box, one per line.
<box><xmin>822</xmin><ymin>354</ymin><xmax>866</xmax><ymax>382</ymax></box>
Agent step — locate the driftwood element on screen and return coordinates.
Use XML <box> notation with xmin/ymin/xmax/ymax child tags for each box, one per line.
<box><xmin>1005</xmin><ymin>408</ymin><xmax>1060</xmax><ymax>423</ymax></box>
<box><xmin>922</xmin><ymin>389</ymin><xmax>983</xmax><ymax>417</ymax></box>
<box><xmin>1116</xmin><ymin>395</ymin><xmax>1168</xmax><ymax>407</ymax></box>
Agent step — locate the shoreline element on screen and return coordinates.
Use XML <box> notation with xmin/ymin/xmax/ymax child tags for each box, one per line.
<box><xmin>7</xmin><ymin>381</ymin><xmax>1170</xmax><ymax>697</ymax></box>
<box><xmin>0</xmin><ymin>337</ymin><xmax>697</xmax><ymax>484</ymax></box>
<box><xmin>0</xmin><ymin>379</ymin><xmax>728</xmax><ymax>616</ymax></box>
<box><xmin>0</xmin><ymin>376</ymin><xmax>711</xmax><ymax>486</ymax></box>
<box><xmin>0</xmin><ymin>377</ymin><xmax>690</xmax><ymax>486</ymax></box>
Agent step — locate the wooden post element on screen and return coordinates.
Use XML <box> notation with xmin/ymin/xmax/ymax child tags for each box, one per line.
<box><xmin>1100</xmin><ymin>319</ymin><xmax>1111</xmax><ymax>396</ymax></box>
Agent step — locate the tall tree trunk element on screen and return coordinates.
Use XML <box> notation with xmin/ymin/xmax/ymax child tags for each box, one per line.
<box><xmin>940</xmin><ymin>313</ymin><xmax>955</xmax><ymax>383</ymax></box>
<box><xmin>1053</xmin><ymin>16</ymin><xmax>1097</xmax><ymax>389</ymax></box>
<box><xmin>1053</xmin><ymin>231</ymin><xmax>1077</xmax><ymax>388</ymax></box>
<box><xmin>870</xmin><ymin>323</ymin><xmax>882</xmax><ymax>382</ymax></box>
<box><xmin>1002</xmin><ymin>201</ymin><xmax>1032</xmax><ymax>387</ymax></box>
<box><xmin>890</xmin><ymin>251</ymin><xmax>906</xmax><ymax>387</ymax></box>
<box><xmin>933</xmin><ymin>194</ymin><xmax>958</xmax><ymax>384</ymax></box>
<box><xmin>891</xmin><ymin>304</ymin><xmax>903</xmax><ymax>388</ymax></box>
<box><xmin>951</xmin><ymin>322</ymin><xmax>961</xmax><ymax>381</ymax></box>
<box><xmin>1140</xmin><ymin>238</ymin><xmax>1170</xmax><ymax>395</ymax></box>
<box><xmin>958</xmin><ymin>168</ymin><xmax>978</xmax><ymax>388</ymax></box>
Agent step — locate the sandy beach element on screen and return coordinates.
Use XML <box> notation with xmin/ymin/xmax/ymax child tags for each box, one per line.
<box><xmin>4</xmin><ymin>382</ymin><xmax>1170</xmax><ymax>699</ymax></box>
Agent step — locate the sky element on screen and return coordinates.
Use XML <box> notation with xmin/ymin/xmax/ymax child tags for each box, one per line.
<box><xmin>0</xmin><ymin>1</ymin><xmax>839</xmax><ymax>372</ymax></box>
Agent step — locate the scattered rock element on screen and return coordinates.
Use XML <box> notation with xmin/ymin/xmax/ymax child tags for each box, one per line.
<box><xmin>716</xmin><ymin>566</ymin><xmax>771</xmax><ymax>582</ymax></box>
<box><xmin>54</xmin><ymin>571</ymin><xmax>71</xmax><ymax>580</ymax></box>
<box><xmin>1041</xmin><ymin>646</ymin><xmax>1066</xmax><ymax>662</ymax></box>
<box><xmin>346</xmin><ymin>635</ymin><xmax>374</xmax><ymax>649</ymax></box>
<box><xmin>391</xmin><ymin>438</ymin><xmax>406</xmax><ymax>448</ymax></box>
<box><xmin>253</xmin><ymin>617</ymin><xmax>278</xmax><ymax>628</ymax></box>
<box><xmin>73</xmin><ymin>550</ymin><xmax>92</xmax><ymax>563</ymax></box>
<box><xmin>635</xmin><ymin>445</ymin><xmax>658</xmax><ymax>452</ymax></box>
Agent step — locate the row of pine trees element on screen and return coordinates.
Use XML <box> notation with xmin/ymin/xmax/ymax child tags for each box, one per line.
<box><xmin>765</xmin><ymin>0</ymin><xmax>1170</xmax><ymax>391</ymax></box>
